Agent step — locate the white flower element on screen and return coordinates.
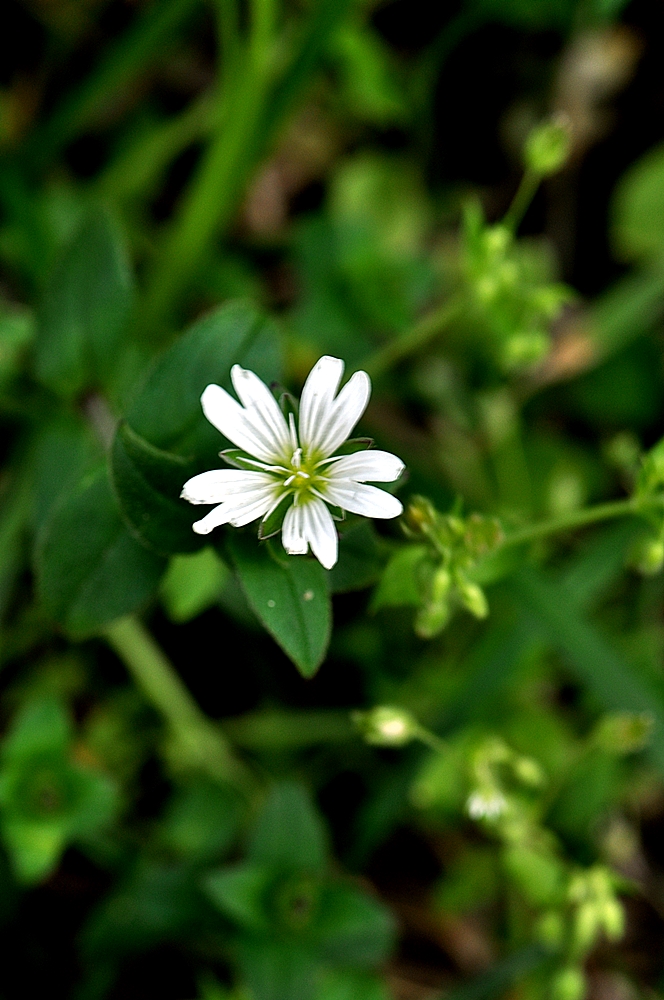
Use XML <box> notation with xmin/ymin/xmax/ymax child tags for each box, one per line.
<box><xmin>466</xmin><ymin>790</ymin><xmax>507</xmax><ymax>821</ymax></box>
<box><xmin>181</xmin><ymin>355</ymin><xmax>405</xmax><ymax>570</ymax></box>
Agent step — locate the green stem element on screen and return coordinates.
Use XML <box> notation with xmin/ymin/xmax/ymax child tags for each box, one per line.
<box><xmin>503</xmin><ymin>168</ymin><xmax>541</xmax><ymax>233</ymax></box>
<box><xmin>416</xmin><ymin>727</ymin><xmax>448</xmax><ymax>754</ymax></box>
<box><xmin>501</xmin><ymin>496</ymin><xmax>647</xmax><ymax>550</ymax></box>
<box><xmin>138</xmin><ymin>0</ymin><xmax>276</xmax><ymax>336</ymax></box>
<box><xmin>363</xmin><ymin>294</ymin><xmax>465</xmax><ymax>379</ymax></box>
<box><xmin>103</xmin><ymin>615</ymin><xmax>244</xmax><ymax>785</ymax></box>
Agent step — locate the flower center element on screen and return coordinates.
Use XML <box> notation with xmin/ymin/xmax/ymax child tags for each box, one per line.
<box><xmin>279</xmin><ymin>448</ymin><xmax>327</xmax><ymax>504</ymax></box>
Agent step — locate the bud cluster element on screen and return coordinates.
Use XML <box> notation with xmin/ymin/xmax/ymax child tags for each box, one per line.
<box><xmin>461</xmin><ymin>200</ymin><xmax>572</xmax><ymax>373</ymax></box>
<box><xmin>629</xmin><ymin>436</ymin><xmax>664</xmax><ymax>575</ymax></box>
<box><xmin>403</xmin><ymin>497</ymin><xmax>502</xmax><ymax>638</ymax></box>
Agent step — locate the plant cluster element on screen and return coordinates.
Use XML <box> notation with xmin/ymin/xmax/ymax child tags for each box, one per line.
<box><xmin>2</xmin><ymin>0</ymin><xmax>664</xmax><ymax>998</ymax></box>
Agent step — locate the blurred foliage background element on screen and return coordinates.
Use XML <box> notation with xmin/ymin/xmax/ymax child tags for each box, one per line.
<box><xmin>3</xmin><ymin>0</ymin><xmax>664</xmax><ymax>998</ymax></box>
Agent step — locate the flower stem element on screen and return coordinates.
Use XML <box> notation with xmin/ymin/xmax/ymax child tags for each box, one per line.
<box><xmin>363</xmin><ymin>294</ymin><xmax>465</xmax><ymax>379</ymax></box>
<box><xmin>502</xmin><ymin>167</ymin><xmax>541</xmax><ymax>234</ymax></box>
<box><xmin>500</xmin><ymin>496</ymin><xmax>651</xmax><ymax>550</ymax></box>
<box><xmin>103</xmin><ymin>616</ymin><xmax>245</xmax><ymax>785</ymax></box>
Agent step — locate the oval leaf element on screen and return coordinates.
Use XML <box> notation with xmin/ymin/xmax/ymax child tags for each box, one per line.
<box><xmin>126</xmin><ymin>300</ymin><xmax>281</xmax><ymax>456</ymax></box>
<box><xmin>35</xmin><ymin>207</ymin><xmax>133</xmax><ymax>398</ymax></box>
<box><xmin>112</xmin><ymin>421</ymin><xmax>203</xmax><ymax>555</ymax></box>
<box><xmin>229</xmin><ymin>535</ymin><xmax>331</xmax><ymax>677</ymax></box>
<box><xmin>36</xmin><ymin>466</ymin><xmax>165</xmax><ymax>639</ymax></box>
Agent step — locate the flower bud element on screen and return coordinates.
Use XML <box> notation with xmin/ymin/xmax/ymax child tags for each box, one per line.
<box><xmin>536</xmin><ymin>910</ymin><xmax>565</xmax><ymax>950</ymax></box>
<box><xmin>631</xmin><ymin>536</ymin><xmax>664</xmax><ymax>576</ymax></box>
<box><xmin>600</xmin><ymin>898</ymin><xmax>625</xmax><ymax>941</ymax></box>
<box><xmin>415</xmin><ymin>599</ymin><xmax>451</xmax><ymax>638</ymax></box>
<box><xmin>513</xmin><ymin>755</ymin><xmax>545</xmax><ymax>787</ymax></box>
<box><xmin>353</xmin><ymin>706</ymin><xmax>419</xmax><ymax>747</ymax></box>
<box><xmin>572</xmin><ymin>901</ymin><xmax>599</xmax><ymax>952</ymax></box>
<box><xmin>525</xmin><ymin>117</ymin><xmax>572</xmax><ymax>176</ymax></box>
<box><xmin>501</xmin><ymin>330</ymin><xmax>550</xmax><ymax>371</ymax></box>
<box><xmin>466</xmin><ymin>788</ymin><xmax>507</xmax><ymax>820</ymax></box>
<box><xmin>550</xmin><ymin>967</ymin><xmax>586</xmax><ymax>1000</ymax></box>
<box><xmin>404</xmin><ymin>496</ymin><xmax>438</xmax><ymax>535</ymax></box>
<box><xmin>456</xmin><ymin>576</ymin><xmax>489</xmax><ymax>619</ymax></box>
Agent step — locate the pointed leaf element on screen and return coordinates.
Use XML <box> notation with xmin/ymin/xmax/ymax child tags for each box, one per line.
<box><xmin>35</xmin><ymin>466</ymin><xmax>165</xmax><ymax>638</ymax></box>
<box><xmin>248</xmin><ymin>782</ymin><xmax>328</xmax><ymax>871</ymax></box>
<box><xmin>229</xmin><ymin>535</ymin><xmax>331</xmax><ymax>677</ymax></box>
<box><xmin>111</xmin><ymin>420</ymin><xmax>202</xmax><ymax>554</ymax></box>
<box><xmin>126</xmin><ymin>300</ymin><xmax>281</xmax><ymax>457</ymax></box>
<box><xmin>35</xmin><ymin>208</ymin><xmax>133</xmax><ymax>398</ymax></box>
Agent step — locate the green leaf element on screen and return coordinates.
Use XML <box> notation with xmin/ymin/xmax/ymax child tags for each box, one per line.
<box><xmin>111</xmin><ymin>420</ymin><xmax>202</xmax><ymax>555</ymax></box>
<box><xmin>30</xmin><ymin>415</ymin><xmax>102</xmax><ymax>530</ymax></box>
<box><xmin>3</xmin><ymin>698</ymin><xmax>70</xmax><ymax>762</ymax></box>
<box><xmin>511</xmin><ymin>567</ymin><xmax>664</xmax><ymax>775</ymax></box>
<box><xmin>82</xmin><ymin>860</ymin><xmax>201</xmax><ymax>957</ymax></box>
<box><xmin>328</xmin><ymin>521</ymin><xmax>385</xmax><ymax>594</ymax></box>
<box><xmin>316</xmin><ymin>883</ymin><xmax>395</xmax><ymax>966</ymax></box>
<box><xmin>35</xmin><ymin>466</ymin><xmax>166</xmax><ymax>639</ymax></box>
<box><xmin>204</xmin><ymin>862</ymin><xmax>275</xmax><ymax>932</ymax></box>
<box><xmin>160</xmin><ymin>778</ymin><xmax>241</xmax><ymax>861</ymax></box>
<box><xmin>248</xmin><ymin>782</ymin><xmax>328</xmax><ymax>872</ymax></box>
<box><xmin>237</xmin><ymin>940</ymin><xmax>319</xmax><ymax>1000</ymax></box>
<box><xmin>160</xmin><ymin>548</ymin><xmax>230</xmax><ymax>623</ymax></box>
<box><xmin>229</xmin><ymin>535</ymin><xmax>332</xmax><ymax>676</ymax></box>
<box><xmin>316</xmin><ymin>969</ymin><xmax>389</xmax><ymax>1000</ymax></box>
<box><xmin>611</xmin><ymin>142</ymin><xmax>664</xmax><ymax>261</ymax></box>
<box><xmin>370</xmin><ymin>544</ymin><xmax>427</xmax><ymax>610</ymax></box>
<box><xmin>0</xmin><ymin>698</ymin><xmax>117</xmax><ymax>883</ymax></box>
<box><xmin>35</xmin><ymin>207</ymin><xmax>133</xmax><ymax>398</ymax></box>
<box><xmin>126</xmin><ymin>300</ymin><xmax>281</xmax><ymax>456</ymax></box>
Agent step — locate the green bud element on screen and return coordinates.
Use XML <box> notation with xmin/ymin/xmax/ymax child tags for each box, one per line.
<box><xmin>525</xmin><ymin>116</ymin><xmax>572</xmax><ymax>176</ymax></box>
<box><xmin>353</xmin><ymin>706</ymin><xmax>419</xmax><ymax>747</ymax></box>
<box><xmin>431</xmin><ymin>565</ymin><xmax>452</xmax><ymax>603</ymax></box>
<box><xmin>483</xmin><ymin>225</ymin><xmax>512</xmax><ymax>257</ymax></box>
<box><xmin>512</xmin><ymin>755</ymin><xmax>545</xmax><ymax>787</ymax></box>
<box><xmin>536</xmin><ymin>910</ymin><xmax>565</xmax><ymax>950</ymax></box>
<box><xmin>404</xmin><ymin>496</ymin><xmax>438</xmax><ymax>536</ymax></box>
<box><xmin>415</xmin><ymin>599</ymin><xmax>451</xmax><ymax>638</ymax></box>
<box><xmin>603</xmin><ymin>431</ymin><xmax>641</xmax><ymax>475</ymax></box>
<box><xmin>630</xmin><ymin>536</ymin><xmax>664</xmax><ymax>576</ymax></box>
<box><xmin>501</xmin><ymin>330</ymin><xmax>550</xmax><ymax>371</ymax></box>
<box><xmin>550</xmin><ymin>967</ymin><xmax>586</xmax><ymax>1000</ymax></box>
<box><xmin>456</xmin><ymin>575</ymin><xmax>489</xmax><ymax>619</ymax></box>
<box><xmin>572</xmin><ymin>901</ymin><xmax>599</xmax><ymax>952</ymax></box>
<box><xmin>600</xmin><ymin>898</ymin><xmax>625</xmax><ymax>941</ymax></box>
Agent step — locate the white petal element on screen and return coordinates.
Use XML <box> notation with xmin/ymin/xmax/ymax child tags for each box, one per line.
<box><xmin>227</xmin><ymin>490</ymin><xmax>277</xmax><ymax>526</ymax></box>
<box><xmin>181</xmin><ymin>469</ymin><xmax>276</xmax><ymax>505</ymax></box>
<box><xmin>230</xmin><ymin>365</ymin><xmax>291</xmax><ymax>457</ymax></box>
<box><xmin>314</xmin><ymin>371</ymin><xmax>371</xmax><ymax>457</ymax></box>
<box><xmin>326</xmin><ymin>450</ymin><xmax>404</xmax><ymax>483</ymax></box>
<box><xmin>192</xmin><ymin>487</ymin><xmax>276</xmax><ymax>534</ymax></box>
<box><xmin>201</xmin><ymin>384</ymin><xmax>282</xmax><ymax>463</ymax></box>
<box><xmin>192</xmin><ymin>504</ymin><xmax>235</xmax><ymax>534</ymax></box>
<box><xmin>282</xmin><ymin>503</ymin><xmax>308</xmax><ymax>555</ymax></box>
<box><xmin>298</xmin><ymin>356</ymin><xmax>344</xmax><ymax>454</ymax></box>
<box><xmin>323</xmin><ymin>481</ymin><xmax>403</xmax><ymax>519</ymax></box>
<box><xmin>302</xmin><ymin>499</ymin><xmax>338</xmax><ymax>570</ymax></box>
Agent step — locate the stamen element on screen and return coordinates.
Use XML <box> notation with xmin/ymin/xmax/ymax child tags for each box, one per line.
<box><xmin>288</xmin><ymin>412</ymin><xmax>298</xmax><ymax>452</ymax></box>
<box><xmin>291</xmin><ymin>447</ymin><xmax>303</xmax><ymax>468</ymax></box>
<box><xmin>298</xmin><ymin>471</ymin><xmax>310</xmax><ymax>480</ymax></box>
<box><xmin>283</xmin><ymin>474</ymin><xmax>295</xmax><ymax>486</ymax></box>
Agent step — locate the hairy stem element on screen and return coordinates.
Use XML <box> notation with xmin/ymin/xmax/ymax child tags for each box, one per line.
<box><xmin>503</xmin><ymin>168</ymin><xmax>541</xmax><ymax>234</ymax></box>
<box><xmin>501</xmin><ymin>496</ymin><xmax>650</xmax><ymax>550</ymax></box>
<box><xmin>104</xmin><ymin>615</ymin><xmax>245</xmax><ymax>785</ymax></box>
<box><xmin>363</xmin><ymin>295</ymin><xmax>465</xmax><ymax>379</ymax></box>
